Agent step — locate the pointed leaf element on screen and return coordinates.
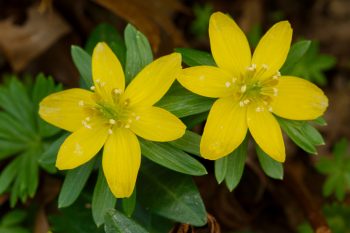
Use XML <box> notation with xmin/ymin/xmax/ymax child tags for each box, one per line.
<box><xmin>138</xmin><ymin>161</ymin><xmax>207</xmax><ymax>226</ymax></box>
<box><xmin>104</xmin><ymin>209</ymin><xmax>149</xmax><ymax>233</ymax></box>
<box><xmin>256</xmin><ymin>146</ymin><xmax>283</xmax><ymax>180</ymax></box>
<box><xmin>175</xmin><ymin>48</ymin><xmax>216</xmax><ymax>66</ymax></box>
<box><xmin>140</xmin><ymin>139</ymin><xmax>207</xmax><ymax>176</ymax></box>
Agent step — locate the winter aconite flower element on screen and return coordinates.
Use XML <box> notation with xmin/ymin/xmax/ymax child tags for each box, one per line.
<box><xmin>39</xmin><ymin>43</ymin><xmax>185</xmax><ymax>197</ymax></box>
<box><xmin>178</xmin><ymin>12</ymin><xmax>328</xmax><ymax>162</ymax></box>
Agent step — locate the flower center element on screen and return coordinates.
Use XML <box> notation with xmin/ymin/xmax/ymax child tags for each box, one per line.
<box><xmin>78</xmin><ymin>84</ymin><xmax>141</xmax><ymax>134</ymax></box>
<box><xmin>228</xmin><ymin>64</ymin><xmax>281</xmax><ymax>111</ymax></box>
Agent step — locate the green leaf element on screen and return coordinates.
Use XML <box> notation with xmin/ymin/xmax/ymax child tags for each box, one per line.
<box><xmin>138</xmin><ymin>161</ymin><xmax>207</xmax><ymax>226</ymax></box>
<box><xmin>313</xmin><ymin>116</ymin><xmax>327</xmax><ymax>126</ymax></box>
<box><xmin>58</xmin><ymin>158</ymin><xmax>96</xmax><ymax>208</ymax></box>
<box><xmin>156</xmin><ymin>82</ymin><xmax>214</xmax><ymax>118</ymax></box>
<box><xmin>288</xmin><ymin>41</ymin><xmax>336</xmax><ymax>86</ymax></box>
<box><xmin>0</xmin><ymin>210</ymin><xmax>27</xmax><ymax>227</ymax></box>
<box><xmin>256</xmin><ymin>146</ymin><xmax>283</xmax><ymax>180</ymax></box>
<box><xmin>181</xmin><ymin>111</ymin><xmax>208</xmax><ymax>129</ymax></box>
<box><xmin>140</xmin><ymin>139</ymin><xmax>207</xmax><ymax>176</ymax></box>
<box><xmin>92</xmin><ymin>168</ymin><xmax>116</xmax><ymax>227</ymax></box>
<box><xmin>169</xmin><ymin>130</ymin><xmax>201</xmax><ymax>156</ymax></box>
<box><xmin>104</xmin><ymin>209</ymin><xmax>149</xmax><ymax>233</ymax></box>
<box><xmin>225</xmin><ymin>138</ymin><xmax>248</xmax><ymax>191</ymax></box>
<box><xmin>85</xmin><ymin>23</ymin><xmax>126</xmax><ymax>66</ymax></box>
<box><xmin>175</xmin><ymin>48</ymin><xmax>215</xmax><ymax>66</ymax></box>
<box><xmin>32</xmin><ymin>74</ymin><xmax>62</xmax><ymax>138</ymax></box>
<box><xmin>71</xmin><ymin>46</ymin><xmax>93</xmax><ymax>88</ymax></box>
<box><xmin>124</xmin><ymin>24</ymin><xmax>153</xmax><ymax>83</ymax></box>
<box><xmin>303</xmin><ymin>123</ymin><xmax>325</xmax><ymax>146</ymax></box>
<box><xmin>277</xmin><ymin>117</ymin><xmax>317</xmax><ymax>154</ymax></box>
<box><xmin>214</xmin><ymin>157</ymin><xmax>227</xmax><ymax>184</ymax></box>
<box><xmin>39</xmin><ymin>133</ymin><xmax>68</xmax><ymax>173</ymax></box>
<box><xmin>122</xmin><ymin>189</ymin><xmax>137</xmax><ymax>217</ymax></box>
<box><xmin>0</xmin><ymin>157</ymin><xmax>20</xmax><ymax>194</ymax></box>
<box><xmin>280</xmin><ymin>40</ymin><xmax>311</xmax><ymax>74</ymax></box>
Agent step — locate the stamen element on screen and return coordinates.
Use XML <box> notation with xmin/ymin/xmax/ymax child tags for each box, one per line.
<box><xmin>262</xmin><ymin>64</ymin><xmax>269</xmax><ymax>70</ymax></box>
<box><xmin>85</xmin><ymin>117</ymin><xmax>91</xmax><ymax>121</ymax></box>
<box><xmin>239</xmin><ymin>101</ymin><xmax>245</xmax><ymax>107</ymax></box>
<box><xmin>113</xmin><ymin>88</ymin><xmax>122</xmax><ymax>94</ymax></box>
<box><xmin>128</xmin><ymin>119</ymin><xmax>132</xmax><ymax>123</ymax></box>
<box><xmin>232</xmin><ymin>77</ymin><xmax>237</xmax><ymax>83</ymax></box>
<box><xmin>268</xmin><ymin>106</ymin><xmax>273</xmax><ymax>112</ymax></box>
<box><xmin>82</xmin><ymin>120</ymin><xmax>91</xmax><ymax>129</ymax></box>
<box><xmin>243</xmin><ymin>99</ymin><xmax>250</xmax><ymax>105</ymax></box>
<box><xmin>225</xmin><ymin>82</ymin><xmax>231</xmax><ymax>88</ymax></box>
<box><xmin>255</xmin><ymin>106</ymin><xmax>264</xmax><ymax>112</ymax></box>
<box><xmin>90</xmin><ymin>86</ymin><xmax>96</xmax><ymax>91</ymax></box>
<box><xmin>240</xmin><ymin>85</ymin><xmax>247</xmax><ymax>93</ymax></box>
<box><xmin>109</xmin><ymin>119</ymin><xmax>116</xmax><ymax>125</ymax></box>
<box><xmin>124</xmin><ymin>124</ymin><xmax>130</xmax><ymax>129</ymax></box>
<box><xmin>108</xmin><ymin>129</ymin><xmax>113</xmax><ymax>135</ymax></box>
<box><xmin>100</xmin><ymin>82</ymin><xmax>106</xmax><ymax>87</ymax></box>
<box><xmin>124</xmin><ymin>99</ymin><xmax>130</xmax><ymax>106</ymax></box>
<box><xmin>95</xmin><ymin>79</ymin><xmax>100</xmax><ymax>83</ymax></box>
<box><xmin>135</xmin><ymin>116</ymin><xmax>141</xmax><ymax>121</ymax></box>
<box><xmin>247</xmin><ymin>64</ymin><xmax>257</xmax><ymax>71</ymax></box>
<box><xmin>78</xmin><ymin>100</ymin><xmax>84</xmax><ymax>106</ymax></box>
<box><xmin>273</xmin><ymin>87</ymin><xmax>278</xmax><ymax>96</ymax></box>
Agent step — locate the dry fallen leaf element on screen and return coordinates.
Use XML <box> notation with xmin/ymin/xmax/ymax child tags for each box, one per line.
<box><xmin>94</xmin><ymin>0</ymin><xmax>189</xmax><ymax>52</ymax></box>
<box><xmin>0</xmin><ymin>5</ymin><xmax>70</xmax><ymax>71</ymax></box>
<box><xmin>170</xmin><ymin>214</ymin><xmax>221</xmax><ymax>233</ymax></box>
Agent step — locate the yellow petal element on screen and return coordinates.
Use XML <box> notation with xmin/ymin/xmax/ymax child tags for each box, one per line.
<box><xmin>251</xmin><ymin>21</ymin><xmax>292</xmax><ymax>80</ymax></box>
<box><xmin>130</xmin><ymin>106</ymin><xmax>186</xmax><ymax>142</ymax></box>
<box><xmin>103</xmin><ymin>128</ymin><xmax>141</xmax><ymax>198</ymax></box>
<box><xmin>200</xmin><ymin>97</ymin><xmax>248</xmax><ymax>160</ymax></box>
<box><xmin>247</xmin><ymin>102</ymin><xmax>285</xmax><ymax>162</ymax></box>
<box><xmin>124</xmin><ymin>53</ymin><xmax>181</xmax><ymax>107</ymax></box>
<box><xmin>271</xmin><ymin>76</ymin><xmax>328</xmax><ymax>120</ymax></box>
<box><xmin>178</xmin><ymin>66</ymin><xmax>236</xmax><ymax>98</ymax></box>
<box><xmin>39</xmin><ymin>88</ymin><xmax>95</xmax><ymax>132</ymax></box>
<box><xmin>209</xmin><ymin>12</ymin><xmax>251</xmax><ymax>77</ymax></box>
<box><xmin>56</xmin><ymin>117</ymin><xmax>109</xmax><ymax>169</ymax></box>
<box><xmin>92</xmin><ymin>42</ymin><xmax>125</xmax><ymax>101</ymax></box>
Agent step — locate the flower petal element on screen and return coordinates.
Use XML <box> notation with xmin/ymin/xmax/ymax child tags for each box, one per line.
<box><xmin>103</xmin><ymin>128</ymin><xmax>141</xmax><ymax>198</ymax></box>
<box><xmin>124</xmin><ymin>53</ymin><xmax>181</xmax><ymax>107</ymax></box>
<box><xmin>92</xmin><ymin>42</ymin><xmax>125</xmax><ymax>101</ymax></box>
<box><xmin>247</xmin><ymin>102</ymin><xmax>285</xmax><ymax>162</ymax></box>
<box><xmin>251</xmin><ymin>21</ymin><xmax>292</xmax><ymax>79</ymax></box>
<box><xmin>178</xmin><ymin>66</ymin><xmax>236</xmax><ymax>98</ymax></box>
<box><xmin>271</xmin><ymin>76</ymin><xmax>328</xmax><ymax>120</ymax></box>
<box><xmin>56</xmin><ymin>117</ymin><xmax>109</xmax><ymax>169</ymax></box>
<box><xmin>130</xmin><ymin>106</ymin><xmax>186</xmax><ymax>142</ymax></box>
<box><xmin>39</xmin><ymin>88</ymin><xmax>95</xmax><ymax>132</ymax></box>
<box><xmin>200</xmin><ymin>97</ymin><xmax>248</xmax><ymax>160</ymax></box>
<box><xmin>209</xmin><ymin>12</ymin><xmax>251</xmax><ymax>77</ymax></box>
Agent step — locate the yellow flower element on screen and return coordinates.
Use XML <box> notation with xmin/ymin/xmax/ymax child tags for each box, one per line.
<box><xmin>178</xmin><ymin>12</ymin><xmax>328</xmax><ymax>162</ymax></box>
<box><xmin>39</xmin><ymin>42</ymin><xmax>186</xmax><ymax>198</ymax></box>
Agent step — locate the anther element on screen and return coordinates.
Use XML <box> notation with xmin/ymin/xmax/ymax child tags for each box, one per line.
<box><xmin>108</xmin><ymin>129</ymin><xmax>113</xmax><ymax>135</ymax></box>
<box><xmin>109</xmin><ymin>119</ymin><xmax>116</xmax><ymax>125</ymax></box>
<box><xmin>85</xmin><ymin>117</ymin><xmax>91</xmax><ymax>121</ymax></box>
<box><xmin>78</xmin><ymin>100</ymin><xmax>84</xmax><ymax>106</ymax></box>
<box><xmin>268</xmin><ymin>106</ymin><xmax>273</xmax><ymax>112</ymax></box>
<box><xmin>273</xmin><ymin>88</ymin><xmax>278</xmax><ymax>96</ymax></box>
<box><xmin>239</xmin><ymin>101</ymin><xmax>245</xmax><ymax>107</ymax></box>
<box><xmin>243</xmin><ymin>99</ymin><xmax>250</xmax><ymax>105</ymax></box>
<box><xmin>100</xmin><ymin>82</ymin><xmax>106</xmax><ymax>87</ymax></box>
<box><xmin>124</xmin><ymin>124</ymin><xmax>130</xmax><ymax>128</ymax></box>
<box><xmin>255</xmin><ymin>107</ymin><xmax>264</xmax><ymax>112</ymax></box>
<box><xmin>240</xmin><ymin>85</ymin><xmax>247</xmax><ymax>93</ymax></box>
<box><xmin>95</xmin><ymin>79</ymin><xmax>100</xmax><ymax>83</ymax></box>
<box><xmin>225</xmin><ymin>82</ymin><xmax>231</xmax><ymax>88</ymax></box>
<box><xmin>135</xmin><ymin>116</ymin><xmax>140</xmax><ymax>121</ymax></box>
<box><xmin>247</xmin><ymin>64</ymin><xmax>256</xmax><ymax>71</ymax></box>
<box><xmin>262</xmin><ymin>64</ymin><xmax>269</xmax><ymax>70</ymax></box>
<box><xmin>90</xmin><ymin>86</ymin><xmax>96</xmax><ymax>91</ymax></box>
<box><xmin>232</xmin><ymin>77</ymin><xmax>237</xmax><ymax>83</ymax></box>
<box><xmin>113</xmin><ymin>88</ymin><xmax>122</xmax><ymax>94</ymax></box>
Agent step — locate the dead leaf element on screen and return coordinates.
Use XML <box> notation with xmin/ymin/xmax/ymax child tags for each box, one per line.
<box><xmin>0</xmin><ymin>5</ymin><xmax>71</xmax><ymax>71</ymax></box>
<box><xmin>93</xmin><ymin>0</ymin><xmax>189</xmax><ymax>52</ymax></box>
